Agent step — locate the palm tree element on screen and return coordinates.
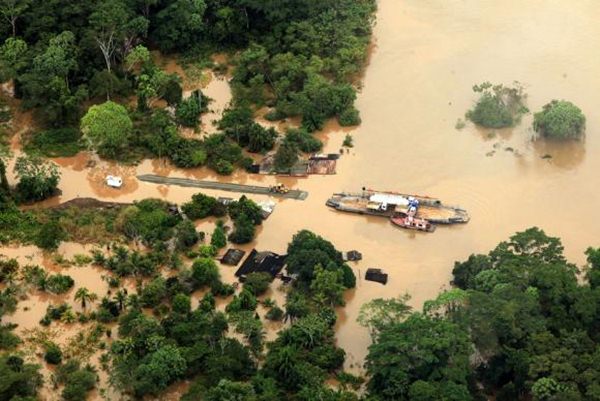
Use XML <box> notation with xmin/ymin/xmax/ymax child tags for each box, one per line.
<box><xmin>74</xmin><ymin>287</ymin><xmax>97</xmax><ymax>309</ymax></box>
<box><xmin>113</xmin><ymin>289</ymin><xmax>128</xmax><ymax>311</ymax></box>
<box><xmin>126</xmin><ymin>293</ymin><xmax>141</xmax><ymax>310</ymax></box>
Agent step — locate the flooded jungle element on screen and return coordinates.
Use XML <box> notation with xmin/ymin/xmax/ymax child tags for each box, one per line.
<box><xmin>4</xmin><ymin>0</ymin><xmax>600</xmax><ymax>393</ymax></box>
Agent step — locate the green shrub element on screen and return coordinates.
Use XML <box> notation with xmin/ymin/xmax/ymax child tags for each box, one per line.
<box><xmin>56</xmin><ymin>360</ymin><xmax>97</xmax><ymax>401</ymax></box>
<box><xmin>228</xmin><ymin>196</ymin><xmax>263</xmax><ymax>225</ymax></box>
<box><xmin>176</xmin><ymin>96</ymin><xmax>201</xmax><ymax>127</ymax></box>
<box><xmin>162</xmin><ymin>77</ymin><xmax>183</xmax><ymax>106</ymax></box>
<box><xmin>0</xmin><ymin>324</ymin><xmax>20</xmax><ymax>349</ymax></box>
<box><xmin>182</xmin><ymin>193</ymin><xmax>224</xmax><ymax>220</ymax></box>
<box><xmin>44</xmin><ymin>274</ymin><xmax>74</xmax><ymax>294</ymax></box>
<box><xmin>533</xmin><ymin>100</ymin><xmax>586</xmax><ymax>139</ymax></box>
<box><xmin>24</xmin><ymin>128</ymin><xmax>82</xmax><ymax>157</ymax></box>
<box><xmin>44</xmin><ymin>342</ymin><xmax>63</xmax><ymax>364</ymax></box>
<box><xmin>118</xmin><ymin>199</ymin><xmax>180</xmax><ymax>244</ymax></box>
<box><xmin>176</xmin><ymin>220</ymin><xmax>199</xmax><ymax>250</ymax></box>
<box><xmin>191</xmin><ymin>257</ymin><xmax>221</xmax><ymax>289</ymax></box>
<box><xmin>228</xmin><ymin>213</ymin><xmax>256</xmax><ymax>244</ymax></box>
<box><xmin>466</xmin><ymin>82</ymin><xmax>528</xmax><ymax>128</ymax></box>
<box><xmin>219</xmin><ymin>105</ymin><xmax>277</xmax><ymax>152</ymax></box>
<box><xmin>211</xmin><ymin>222</ymin><xmax>227</xmax><ymax>249</ymax></box>
<box><xmin>0</xmin><ymin>258</ymin><xmax>18</xmax><ymax>282</ymax></box>
<box><xmin>284</xmin><ymin>128</ymin><xmax>322</xmax><ymax>153</ymax></box>
<box><xmin>197</xmin><ymin>244</ymin><xmax>217</xmax><ymax>257</ymax></box>
<box><xmin>167</xmin><ymin>137</ymin><xmax>207</xmax><ymax>168</ymax></box>
<box><xmin>22</xmin><ymin>264</ymin><xmax>48</xmax><ymax>289</ymax></box>
<box><xmin>247</xmin><ymin>124</ymin><xmax>277</xmax><ymax>153</ymax></box>
<box><xmin>14</xmin><ymin>155</ymin><xmax>60</xmax><ymax>203</ymax></box>
<box><xmin>215</xmin><ymin>160</ymin><xmax>234</xmax><ymax>175</ymax></box>
<box><xmin>338</xmin><ymin>107</ymin><xmax>361</xmax><ymax>126</ymax></box>
<box><xmin>140</xmin><ymin>277</ymin><xmax>167</xmax><ymax>307</ymax></box>
<box><xmin>342</xmin><ymin>134</ymin><xmax>353</xmax><ymax>148</ymax></box>
<box><xmin>243</xmin><ymin>272</ymin><xmax>272</xmax><ymax>296</ymax></box>
<box><xmin>204</xmin><ymin>134</ymin><xmax>244</xmax><ymax>174</ymax></box>
<box><xmin>0</xmin><ymin>354</ymin><xmax>42</xmax><ymax>399</ymax></box>
<box><xmin>266</xmin><ymin>306</ymin><xmax>284</xmax><ymax>321</ymax></box>
<box><xmin>34</xmin><ymin>219</ymin><xmax>65</xmax><ymax>250</ymax></box>
<box><xmin>264</xmin><ymin>109</ymin><xmax>286</xmax><ymax>121</ymax></box>
<box><xmin>274</xmin><ymin>141</ymin><xmax>299</xmax><ymax>172</ymax></box>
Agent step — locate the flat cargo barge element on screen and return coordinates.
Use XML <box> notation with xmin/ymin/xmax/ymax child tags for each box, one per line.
<box><xmin>326</xmin><ymin>190</ymin><xmax>469</xmax><ymax>224</ymax></box>
<box><xmin>138</xmin><ymin>174</ymin><xmax>308</xmax><ymax>200</ymax></box>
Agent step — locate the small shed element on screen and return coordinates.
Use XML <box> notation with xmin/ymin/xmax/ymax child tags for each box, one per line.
<box><xmin>365</xmin><ymin>268</ymin><xmax>388</xmax><ymax>285</ymax></box>
<box><xmin>235</xmin><ymin>249</ymin><xmax>287</xmax><ymax>278</ymax></box>
<box><xmin>221</xmin><ymin>249</ymin><xmax>246</xmax><ymax>266</ymax></box>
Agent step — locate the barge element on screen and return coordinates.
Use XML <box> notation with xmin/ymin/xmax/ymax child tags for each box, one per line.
<box><xmin>326</xmin><ymin>190</ymin><xmax>469</xmax><ymax>224</ymax></box>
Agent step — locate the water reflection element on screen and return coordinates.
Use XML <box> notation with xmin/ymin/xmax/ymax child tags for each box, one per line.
<box><xmin>532</xmin><ymin>137</ymin><xmax>586</xmax><ymax>170</ymax></box>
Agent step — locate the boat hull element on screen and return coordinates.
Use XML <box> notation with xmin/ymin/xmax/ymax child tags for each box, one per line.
<box><xmin>390</xmin><ymin>215</ymin><xmax>436</xmax><ymax>232</ymax></box>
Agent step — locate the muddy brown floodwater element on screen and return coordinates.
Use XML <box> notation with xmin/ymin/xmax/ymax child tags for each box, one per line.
<box><xmin>4</xmin><ymin>0</ymin><xmax>600</xmax><ymax>386</ymax></box>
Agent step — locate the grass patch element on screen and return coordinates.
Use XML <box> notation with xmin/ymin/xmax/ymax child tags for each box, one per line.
<box><xmin>23</xmin><ymin>128</ymin><xmax>83</xmax><ymax>157</ymax></box>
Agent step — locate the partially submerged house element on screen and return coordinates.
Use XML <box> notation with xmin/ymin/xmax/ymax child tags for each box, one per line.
<box><xmin>365</xmin><ymin>268</ymin><xmax>388</xmax><ymax>285</ymax></box>
<box><xmin>255</xmin><ymin>153</ymin><xmax>338</xmax><ymax>176</ymax></box>
<box><xmin>343</xmin><ymin>250</ymin><xmax>362</xmax><ymax>262</ymax></box>
<box><xmin>235</xmin><ymin>249</ymin><xmax>287</xmax><ymax>279</ymax></box>
<box><xmin>221</xmin><ymin>249</ymin><xmax>246</xmax><ymax>266</ymax></box>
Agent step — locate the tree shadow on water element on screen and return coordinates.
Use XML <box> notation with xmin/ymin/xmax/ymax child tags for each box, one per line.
<box><xmin>532</xmin><ymin>136</ymin><xmax>586</xmax><ymax>170</ymax></box>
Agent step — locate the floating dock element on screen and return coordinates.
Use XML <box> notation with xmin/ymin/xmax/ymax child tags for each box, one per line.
<box><xmin>137</xmin><ymin>174</ymin><xmax>309</xmax><ymax>200</ymax></box>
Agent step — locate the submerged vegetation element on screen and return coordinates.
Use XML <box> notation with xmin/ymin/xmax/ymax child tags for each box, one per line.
<box><xmin>533</xmin><ymin>100</ymin><xmax>586</xmax><ymax>140</ymax></box>
<box><xmin>2</xmin><ymin>178</ymin><xmax>600</xmax><ymax>401</ymax></box>
<box><xmin>365</xmin><ymin>228</ymin><xmax>600</xmax><ymax>401</ymax></box>
<box><xmin>466</xmin><ymin>82</ymin><xmax>528</xmax><ymax>128</ymax></box>
<box><xmin>0</xmin><ymin>0</ymin><xmax>377</xmax><ymax>174</ymax></box>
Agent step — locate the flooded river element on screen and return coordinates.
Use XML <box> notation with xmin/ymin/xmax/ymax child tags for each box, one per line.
<box><xmin>4</xmin><ymin>0</ymin><xmax>600</xmax><ymax>380</ymax></box>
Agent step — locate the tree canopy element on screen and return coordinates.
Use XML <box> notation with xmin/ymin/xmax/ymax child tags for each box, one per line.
<box><xmin>81</xmin><ymin>100</ymin><xmax>133</xmax><ymax>158</ymax></box>
<box><xmin>533</xmin><ymin>100</ymin><xmax>586</xmax><ymax>139</ymax></box>
<box><xmin>367</xmin><ymin>228</ymin><xmax>600</xmax><ymax>401</ymax></box>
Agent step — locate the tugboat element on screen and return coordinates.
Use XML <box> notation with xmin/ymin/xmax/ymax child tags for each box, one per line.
<box><xmin>391</xmin><ymin>212</ymin><xmax>435</xmax><ymax>232</ymax></box>
<box><xmin>390</xmin><ymin>196</ymin><xmax>435</xmax><ymax>232</ymax></box>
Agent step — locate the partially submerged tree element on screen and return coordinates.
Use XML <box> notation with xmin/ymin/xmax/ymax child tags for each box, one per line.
<box><xmin>533</xmin><ymin>100</ymin><xmax>585</xmax><ymax>139</ymax></box>
<box><xmin>74</xmin><ymin>287</ymin><xmax>98</xmax><ymax>309</ymax></box>
<box><xmin>466</xmin><ymin>82</ymin><xmax>528</xmax><ymax>128</ymax></box>
<box><xmin>14</xmin><ymin>154</ymin><xmax>60</xmax><ymax>202</ymax></box>
<box><xmin>273</xmin><ymin>140</ymin><xmax>299</xmax><ymax>173</ymax></box>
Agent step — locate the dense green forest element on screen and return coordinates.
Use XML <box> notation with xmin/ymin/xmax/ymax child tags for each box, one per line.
<box><xmin>0</xmin><ymin>0</ymin><xmax>376</xmax><ymax>172</ymax></box>
<box><xmin>3</xmin><ymin>185</ymin><xmax>600</xmax><ymax>401</ymax></box>
<box><xmin>5</xmin><ymin>223</ymin><xmax>599</xmax><ymax>400</ymax></box>
<box><xmin>364</xmin><ymin>228</ymin><xmax>600</xmax><ymax>401</ymax></box>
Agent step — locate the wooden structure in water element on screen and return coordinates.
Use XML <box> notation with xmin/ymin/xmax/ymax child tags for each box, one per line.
<box><xmin>256</xmin><ymin>153</ymin><xmax>338</xmax><ymax>176</ymax></box>
<box><xmin>137</xmin><ymin>174</ymin><xmax>309</xmax><ymax>200</ymax></box>
<box><xmin>365</xmin><ymin>268</ymin><xmax>388</xmax><ymax>285</ymax></box>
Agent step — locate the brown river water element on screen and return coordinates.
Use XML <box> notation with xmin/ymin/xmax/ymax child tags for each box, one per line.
<box><xmin>3</xmin><ymin>0</ymin><xmax>600</xmax><ymax>394</ymax></box>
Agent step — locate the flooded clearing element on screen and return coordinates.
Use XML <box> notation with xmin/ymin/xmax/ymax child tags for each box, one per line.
<box><xmin>3</xmin><ymin>0</ymin><xmax>600</xmax><ymax>390</ymax></box>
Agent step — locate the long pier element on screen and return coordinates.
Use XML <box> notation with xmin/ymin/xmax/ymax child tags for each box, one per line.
<box><xmin>137</xmin><ymin>174</ymin><xmax>309</xmax><ymax>200</ymax></box>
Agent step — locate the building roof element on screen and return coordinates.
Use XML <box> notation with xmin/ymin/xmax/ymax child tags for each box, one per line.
<box><xmin>365</xmin><ymin>268</ymin><xmax>388</xmax><ymax>284</ymax></box>
<box><xmin>221</xmin><ymin>249</ymin><xmax>246</xmax><ymax>266</ymax></box>
<box><xmin>235</xmin><ymin>249</ymin><xmax>287</xmax><ymax>277</ymax></box>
